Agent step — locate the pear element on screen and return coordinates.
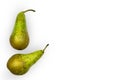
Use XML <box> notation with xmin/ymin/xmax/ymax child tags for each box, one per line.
<box><xmin>10</xmin><ymin>9</ymin><xmax>35</xmax><ymax>50</ymax></box>
<box><xmin>7</xmin><ymin>44</ymin><xmax>49</xmax><ymax>75</ymax></box>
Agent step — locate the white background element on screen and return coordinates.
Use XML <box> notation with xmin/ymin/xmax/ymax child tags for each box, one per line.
<box><xmin>0</xmin><ymin>0</ymin><xmax>120</xmax><ymax>80</ymax></box>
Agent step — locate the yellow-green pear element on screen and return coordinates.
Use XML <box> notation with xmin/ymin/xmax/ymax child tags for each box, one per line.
<box><xmin>7</xmin><ymin>44</ymin><xmax>49</xmax><ymax>75</ymax></box>
<box><xmin>10</xmin><ymin>9</ymin><xmax>35</xmax><ymax>50</ymax></box>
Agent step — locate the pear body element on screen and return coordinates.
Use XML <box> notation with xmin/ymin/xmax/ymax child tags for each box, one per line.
<box><xmin>7</xmin><ymin>50</ymin><xmax>44</xmax><ymax>75</ymax></box>
<box><xmin>10</xmin><ymin>12</ymin><xmax>29</xmax><ymax>50</ymax></box>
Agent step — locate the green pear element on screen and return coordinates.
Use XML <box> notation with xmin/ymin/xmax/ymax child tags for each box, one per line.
<box><xmin>7</xmin><ymin>44</ymin><xmax>49</xmax><ymax>75</ymax></box>
<box><xmin>10</xmin><ymin>9</ymin><xmax>35</xmax><ymax>50</ymax></box>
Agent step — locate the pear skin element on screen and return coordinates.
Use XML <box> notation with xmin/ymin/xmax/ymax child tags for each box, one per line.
<box><xmin>7</xmin><ymin>44</ymin><xmax>49</xmax><ymax>75</ymax></box>
<box><xmin>10</xmin><ymin>9</ymin><xmax>35</xmax><ymax>50</ymax></box>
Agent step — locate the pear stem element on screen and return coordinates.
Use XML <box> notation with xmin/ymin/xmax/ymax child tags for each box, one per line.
<box><xmin>23</xmin><ymin>9</ymin><xmax>36</xmax><ymax>13</ymax></box>
<box><xmin>43</xmin><ymin>44</ymin><xmax>49</xmax><ymax>52</ymax></box>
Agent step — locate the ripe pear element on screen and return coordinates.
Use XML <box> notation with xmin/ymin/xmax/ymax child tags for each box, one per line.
<box><xmin>10</xmin><ymin>9</ymin><xmax>35</xmax><ymax>50</ymax></box>
<box><xmin>7</xmin><ymin>44</ymin><xmax>49</xmax><ymax>75</ymax></box>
